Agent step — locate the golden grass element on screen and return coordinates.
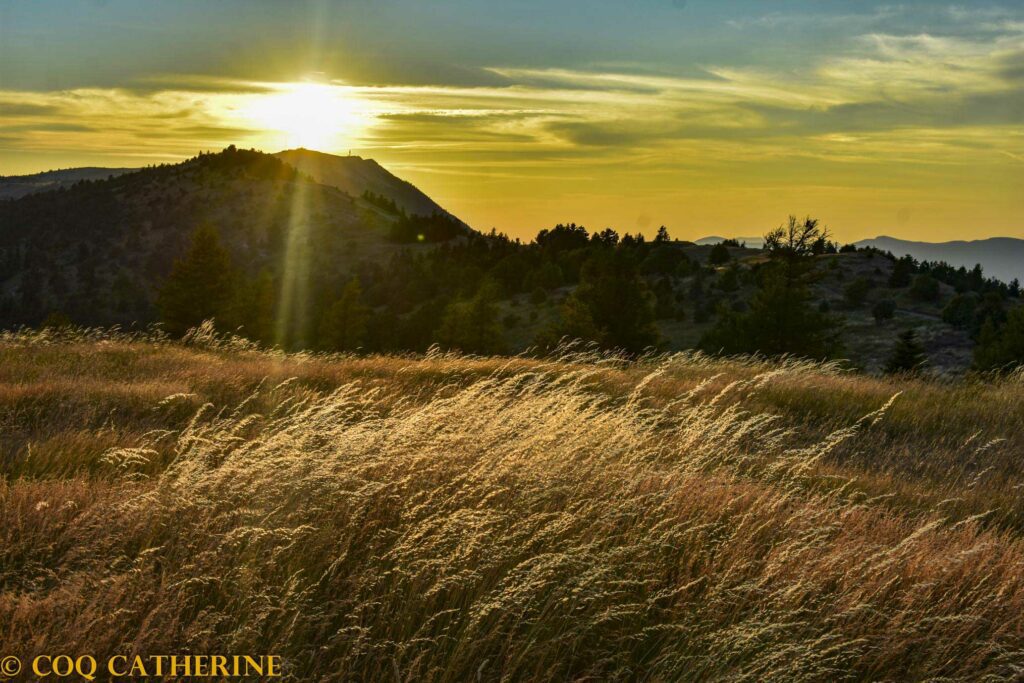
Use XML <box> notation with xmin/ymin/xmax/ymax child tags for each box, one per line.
<box><xmin>2</xmin><ymin>328</ymin><xmax>1023</xmax><ymax>680</ymax></box>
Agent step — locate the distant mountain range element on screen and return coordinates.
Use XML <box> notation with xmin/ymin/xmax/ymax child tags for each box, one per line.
<box><xmin>695</xmin><ymin>236</ymin><xmax>765</xmax><ymax>248</ymax></box>
<box><xmin>854</xmin><ymin>236</ymin><xmax>1024</xmax><ymax>285</ymax></box>
<box><xmin>0</xmin><ymin>167</ymin><xmax>136</xmax><ymax>200</ymax></box>
<box><xmin>697</xmin><ymin>234</ymin><xmax>1024</xmax><ymax>285</ymax></box>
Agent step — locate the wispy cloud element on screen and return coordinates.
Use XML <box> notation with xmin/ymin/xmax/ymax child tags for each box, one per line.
<box><xmin>0</xmin><ymin>4</ymin><xmax>1020</xmax><ymax>239</ymax></box>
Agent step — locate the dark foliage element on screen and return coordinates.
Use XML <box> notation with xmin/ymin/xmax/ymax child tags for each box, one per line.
<box><xmin>885</xmin><ymin>329</ymin><xmax>928</xmax><ymax>374</ymax></box>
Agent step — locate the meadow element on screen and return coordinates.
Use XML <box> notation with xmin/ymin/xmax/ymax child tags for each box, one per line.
<box><xmin>2</xmin><ymin>326</ymin><xmax>1024</xmax><ymax>681</ymax></box>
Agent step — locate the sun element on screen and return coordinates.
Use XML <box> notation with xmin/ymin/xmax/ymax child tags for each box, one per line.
<box><xmin>242</xmin><ymin>82</ymin><xmax>366</xmax><ymax>151</ymax></box>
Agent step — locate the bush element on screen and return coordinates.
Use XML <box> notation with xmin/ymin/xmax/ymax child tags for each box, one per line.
<box><xmin>708</xmin><ymin>243</ymin><xmax>731</xmax><ymax>265</ymax></box>
<box><xmin>974</xmin><ymin>307</ymin><xmax>1024</xmax><ymax>370</ymax></box>
<box><xmin>910</xmin><ymin>274</ymin><xmax>941</xmax><ymax>302</ymax></box>
<box><xmin>889</xmin><ymin>256</ymin><xmax>915</xmax><ymax>288</ymax></box>
<box><xmin>872</xmin><ymin>299</ymin><xmax>897</xmax><ymax>323</ymax></box>
<box><xmin>885</xmin><ymin>329</ymin><xmax>928</xmax><ymax>374</ymax></box>
<box><xmin>942</xmin><ymin>293</ymin><xmax>978</xmax><ymax>330</ymax></box>
<box><xmin>843</xmin><ymin>277</ymin><xmax>873</xmax><ymax>308</ymax></box>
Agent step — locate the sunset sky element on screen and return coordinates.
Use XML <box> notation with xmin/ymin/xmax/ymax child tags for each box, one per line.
<box><xmin>1</xmin><ymin>0</ymin><xmax>1022</xmax><ymax>242</ymax></box>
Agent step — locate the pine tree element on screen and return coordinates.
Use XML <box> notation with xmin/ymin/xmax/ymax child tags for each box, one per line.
<box><xmin>436</xmin><ymin>281</ymin><xmax>505</xmax><ymax>355</ymax></box>
<box><xmin>973</xmin><ymin>307</ymin><xmax>1024</xmax><ymax>371</ymax></box>
<box><xmin>708</xmin><ymin>242</ymin><xmax>731</xmax><ymax>265</ymax></box>
<box><xmin>234</xmin><ymin>270</ymin><xmax>277</xmax><ymax>345</ymax></box>
<box><xmin>885</xmin><ymin>329</ymin><xmax>928</xmax><ymax>374</ymax></box>
<box><xmin>556</xmin><ymin>249</ymin><xmax>658</xmax><ymax>352</ymax></box>
<box><xmin>700</xmin><ymin>217</ymin><xmax>840</xmax><ymax>359</ymax></box>
<box><xmin>318</xmin><ymin>277</ymin><xmax>370</xmax><ymax>351</ymax></box>
<box><xmin>157</xmin><ymin>224</ymin><xmax>235</xmax><ymax>336</ymax></box>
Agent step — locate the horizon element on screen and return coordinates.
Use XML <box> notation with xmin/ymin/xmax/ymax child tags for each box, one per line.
<box><xmin>1</xmin><ymin>1</ymin><xmax>1022</xmax><ymax>243</ymax></box>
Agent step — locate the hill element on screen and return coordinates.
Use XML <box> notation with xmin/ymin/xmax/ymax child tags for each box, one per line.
<box><xmin>0</xmin><ymin>166</ymin><xmax>136</xmax><ymax>200</ymax></box>
<box><xmin>2</xmin><ymin>332</ymin><xmax>1024</xmax><ymax>680</ymax></box>
<box><xmin>0</xmin><ymin>147</ymin><xmax>463</xmax><ymax>338</ymax></box>
<box><xmin>274</xmin><ymin>148</ymin><xmax>456</xmax><ymax>220</ymax></box>
<box><xmin>855</xmin><ymin>236</ymin><xmax>1024</xmax><ymax>285</ymax></box>
<box><xmin>695</xmin><ymin>235</ymin><xmax>765</xmax><ymax>248</ymax></box>
<box><xmin>1</xmin><ymin>154</ymin><xmax>1020</xmax><ymax>371</ymax></box>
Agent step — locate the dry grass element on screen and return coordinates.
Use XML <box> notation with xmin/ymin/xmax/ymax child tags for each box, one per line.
<box><xmin>2</xmin><ymin>328</ymin><xmax>1024</xmax><ymax>681</ymax></box>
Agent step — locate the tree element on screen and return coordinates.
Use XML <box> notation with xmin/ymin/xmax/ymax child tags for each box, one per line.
<box><xmin>843</xmin><ymin>277</ymin><xmax>873</xmax><ymax>308</ymax></box>
<box><xmin>973</xmin><ymin>306</ymin><xmax>1024</xmax><ymax>371</ymax></box>
<box><xmin>231</xmin><ymin>269</ymin><xmax>277</xmax><ymax>345</ymax></box>
<box><xmin>942</xmin><ymin>293</ymin><xmax>978</xmax><ymax>330</ymax></box>
<box><xmin>157</xmin><ymin>224</ymin><xmax>235</xmax><ymax>336</ymax></box>
<box><xmin>716</xmin><ymin>265</ymin><xmax>740</xmax><ymax>293</ymax></box>
<box><xmin>910</xmin><ymin>274</ymin><xmax>940</xmax><ymax>302</ymax></box>
<box><xmin>763</xmin><ymin>216</ymin><xmax>828</xmax><ymax>260</ymax></box>
<box><xmin>654</xmin><ymin>226</ymin><xmax>671</xmax><ymax>243</ymax></box>
<box><xmin>536</xmin><ymin>223</ymin><xmax>590</xmax><ymax>252</ymax></box>
<box><xmin>700</xmin><ymin>217</ymin><xmax>841</xmax><ymax>359</ymax></box>
<box><xmin>554</xmin><ymin>249</ymin><xmax>658</xmax><ymax>352</ymax></box>
<box><xmin>708</xmin><ymin>242</ymin><xmax>731</xmax><ymax>265</ymax></box>
<box><xmin>888</xmin><ymin>255</ymin><xmax>915</xmax><ymax>288</ymax></box>
<box><xmin>872</xmin><ymin>299</ymin><xmax>897</xmax><ymax>323</ymax></box>
<box><xmin>885</xmin><ymin>329</ymin><xmax>927</xmax><ymax>375</ymax></box>
<box><xmin>436</xmin><ymin>281</ymin><xmax>505</xmax><ymax>354</ymax></box>
<box><xmin>318</xmin><ymin>277</ymin><xmax>370</xmax><ymax>351</ymax></box>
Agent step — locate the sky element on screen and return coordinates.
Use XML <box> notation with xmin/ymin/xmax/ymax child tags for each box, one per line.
<box><xmin>0</xmin><ymin>0</ymin><xmax>1022</xmax><ymax>242</ymax></box>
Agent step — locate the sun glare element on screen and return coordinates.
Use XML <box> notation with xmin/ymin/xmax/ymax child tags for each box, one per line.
<box><xmin>242</xmin><ymin>82</ymin><xmax>367</xmax><ymax>151</ymax></box>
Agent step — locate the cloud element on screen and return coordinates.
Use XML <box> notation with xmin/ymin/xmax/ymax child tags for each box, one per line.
<box><xmin>0</xmin><ymin>102</ymin><xmax>60</xmax><ymax>116</ymax></box>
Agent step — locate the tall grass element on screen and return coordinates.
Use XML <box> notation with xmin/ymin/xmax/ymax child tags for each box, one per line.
<box><xmin>2</xmin><ymin>330</ymin><xmax>1024</xmax><ymax>680</ymax></box>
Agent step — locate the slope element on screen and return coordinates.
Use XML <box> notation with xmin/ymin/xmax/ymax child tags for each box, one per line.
<box><xmin>855</xmin><ymin>236</ymin><xmax>1024</xmax><ymax>284</ymax></box>
<box><xmin>274</xmin><ymin>148</ymin><xmax>454</xmax><ymax>219</ymax></box>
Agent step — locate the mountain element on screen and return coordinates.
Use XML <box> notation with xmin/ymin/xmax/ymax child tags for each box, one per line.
<box><xmin>0</xmin><ymin>147</ymin><xmax>465</xmax><ymax>335</ymax></box>
<box><xmin>695</xmin><ymin>236</ymin><xmax>765</xmax><ymax>248</ymax></box>
<box><xmin>855</xmin><ymin>236</ymin><xmax>1024</xmax><ymax>285</ymax></box>
<box><xmin>0</xmin><ymin>167</ymin><xmax>136</xmax><ymax>200</ymax></box>
<box><xmin>274</xmin><ymin>148</ymin><xmax>454</xmax><ymax>220</ymax></box>
<box><xmin>1</xmin><ymin>149</ymin><xmax>1018</xmax><ymax>370</ymax></box>
<box><xmin>1</xmin><ymin>149</ymin><xmax>457</xmax><ymax>223</ymax></box>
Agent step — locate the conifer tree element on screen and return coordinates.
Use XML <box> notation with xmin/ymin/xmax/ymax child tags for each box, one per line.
<box><xmin>318</xmin><ymin>277</ymin><xmax>370</xmax><ymax>351</ymax></box>
<box><xmin>556</xmin><ymin>249</ymin><xmax>658</xmax><ymax>352</ymax></box>
<box><xmin>885</xmin><ymin>329</ymin><xmax>928</xmax><ymax>374</ymax></box>
<box><xmin>700</xmin><ymin>217</ymin><xmax>840</xmax><ymax>359</ymax></box>
<box><xmin>436</xmin><ymin>281</ymin><xmax>505</xmax><ymax>355</ymax></box>
<box><xmin>157</xmin><ymin>224</ymin><xmax>235</xmax><ymax>336</ymax></box>
<box><xmin>974</xmin><ymin>307</ymin><xmax>1024</xmax><ymax>371</ymax></box>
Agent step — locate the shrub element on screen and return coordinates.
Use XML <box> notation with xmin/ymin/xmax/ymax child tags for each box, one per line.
<box><xmin>885</xmin><ymin>329</ymin><xmax>927</xmax><ymax>374</ymax></box>
<box><xmin>708</xmin><ymin>242</ymin><xmax>731</xmax><ymax>265</ymax></box>
<box><xmin>910</xmin><ymin>274</ymin><xmax>941</xmax><ymax>302</ymax></box>
<box><xmin>843</xmin><ymin>277</ymin><xmax>873</xmax><ymax>308</ymax></box>
<box><xmin>872</xmin><ymin>299</ymin><xmax>897</xmax><ymax>323</ymax></box>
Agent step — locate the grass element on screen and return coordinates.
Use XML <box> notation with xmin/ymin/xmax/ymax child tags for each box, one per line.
<box><xmin>2</xmin><ymin>327</ymin><xmax>1024</xmax><ymax>681</ymax></box>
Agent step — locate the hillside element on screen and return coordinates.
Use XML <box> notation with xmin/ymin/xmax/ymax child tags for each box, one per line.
<box><xmin>274</xmin><ymin>148</ymin><xmax>455</xmax><ymax>220</ymax></box>
<box><xmin>2</xmin><ymin>332</ymin><xmax>1024</xmax><ymax>680</ymax></box>
<box><xmin>0</xmin><ymin>166</ymin><xmax>137</xmax><ymax>200</ymax></box>
<box><xmin>856</xmin><ymin>236</ymin><xmax>1024</xmax><ymax>285</ymax></box>
<box><xmin>0</xmin><ymin>150</ymin><xmax>455</xmax><ymax>221</ymax></box>
<box><xmin>0</xmin><ymin>147</ymin><xmax>453</xmax><ymax>333</ymax></box>
<box><xmin>1</xmin><ymin>155</ymin><xmax>1019</xmax><ymax>372</ymax></box>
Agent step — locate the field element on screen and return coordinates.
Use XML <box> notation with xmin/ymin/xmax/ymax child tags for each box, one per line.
<box><xmin>2</xmin><ymin>328</ymin><xmax>1024</xmax><ymax>681</ymax></box>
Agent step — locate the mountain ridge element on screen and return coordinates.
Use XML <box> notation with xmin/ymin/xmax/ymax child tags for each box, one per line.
<box><xmin>0</xmin><ymin>166</ymin><xmax>137</xmax><ymax>200</ymax></box>
<box><xmin>2</xmin><ymin>148</ymin><xmax>459</xmax><ymax>225</ymax></box>
<box><xmin>855</xmin><ymin>235</ymin><xmax>1024</xmax><ymax>285</ymax></box>
<box><xmin>0</xmin><ymin>147</ymin><xmax>452</xmax><ymax>334</ymax></box>
<box><xmin>273</xmin><ymin>148</ymin><xmax>456</xmax><ymax>221</ymax></box>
